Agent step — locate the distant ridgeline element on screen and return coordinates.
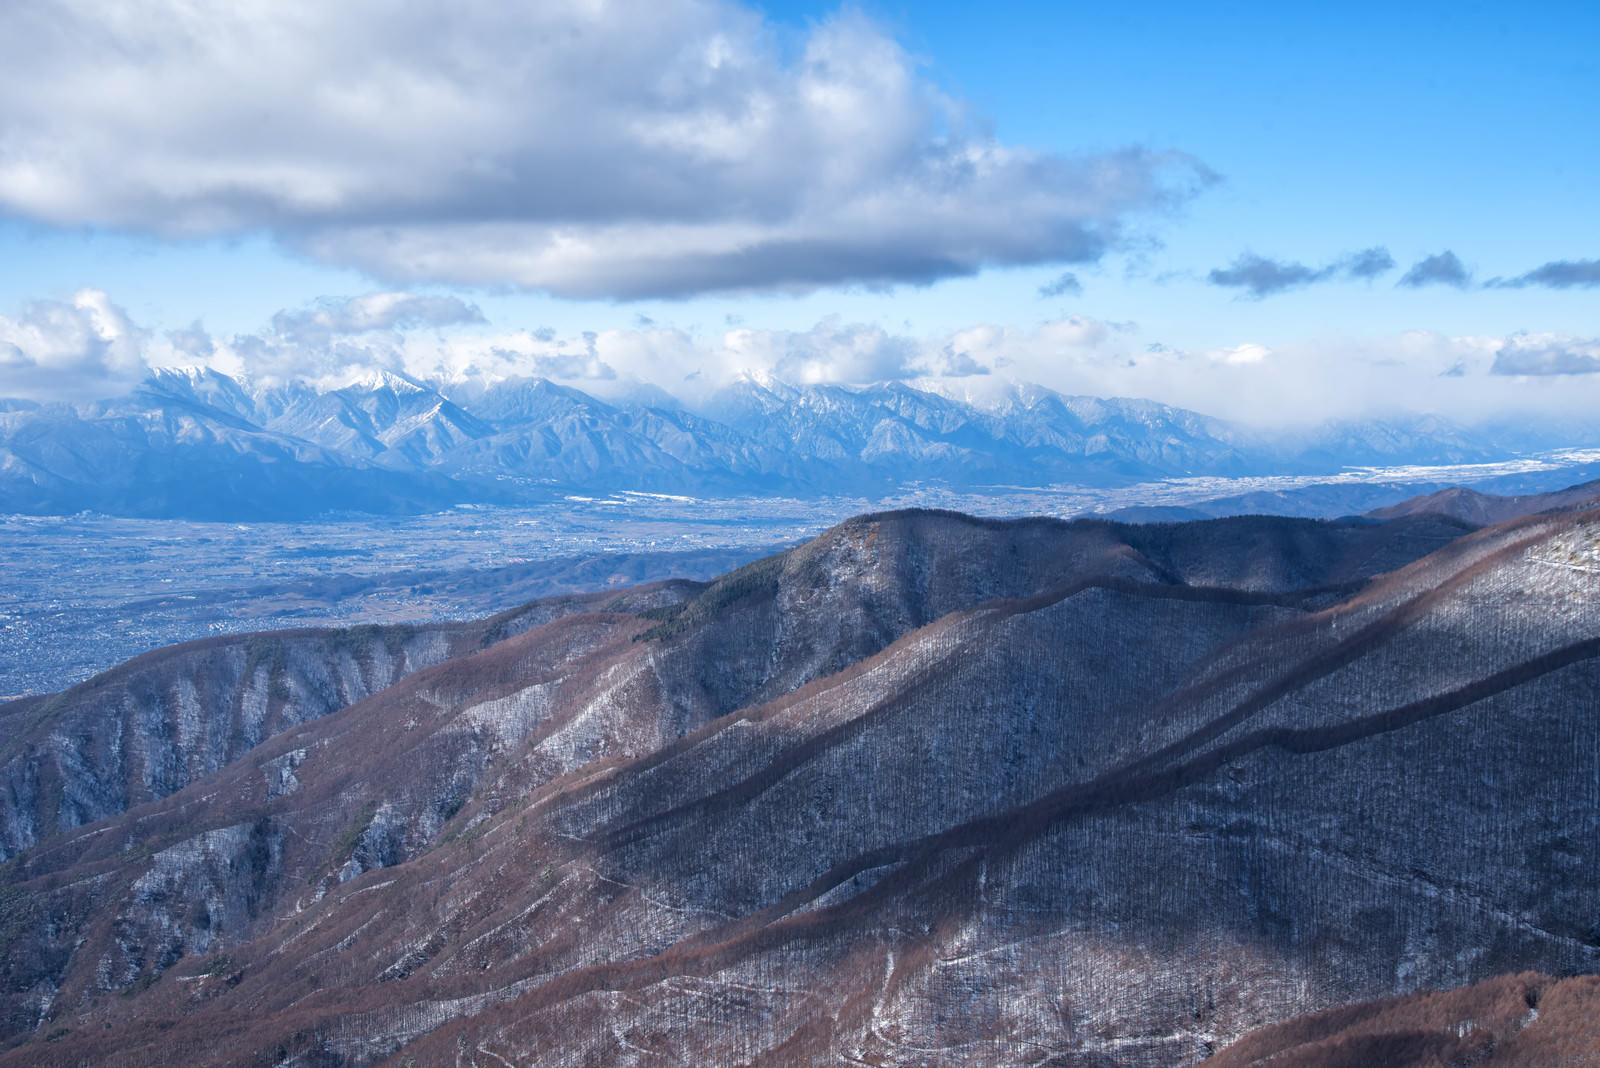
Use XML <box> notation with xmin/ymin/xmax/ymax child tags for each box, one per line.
<box><xmin>2</xmin><ymin>366</ymin><xmax>1597</xmax><ymax>518</ymax></box>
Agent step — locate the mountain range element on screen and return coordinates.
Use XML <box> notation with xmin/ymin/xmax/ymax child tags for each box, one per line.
<box><xmin>3</xmin><ymin>367</ymin><xmax>1594</xmax><ymax>518</ymax></box>
<box><xmin>1</xmin><ymin>484</ymin><xmax>1598</xmax><ymax>1063</ymax></box>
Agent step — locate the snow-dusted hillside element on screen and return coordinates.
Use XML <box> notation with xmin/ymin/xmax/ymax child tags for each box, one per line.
<box><xmin>3</xmin><ymin>504</ymin><xmax>1599</xmax><ymax>1064</ymax></box>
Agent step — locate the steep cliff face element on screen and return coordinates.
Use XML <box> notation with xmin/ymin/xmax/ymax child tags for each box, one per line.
<box><xmin>0</xmin><ymin>582</ymin><xmax>697</xmax><ymax>862</ymax></box>
<box><xmin>0</xmin><ymin>628</ymin><xmax>454</xmax><ymax>863</ymax></box>
<box><xmin>0</xmin><ymin>507</ymin><xmax>1595</xmax><ymax>1065</ymax></box>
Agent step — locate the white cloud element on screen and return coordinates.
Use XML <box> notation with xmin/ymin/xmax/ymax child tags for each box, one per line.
<box><xmin>1211</xmin><ymin>343</ymin><xmax>1271</xmax><ymax>365</ymax></box>
<box><xmin>1099</xmin><ymin>330</ymin><xmax>1600</xmax><ymax>427</ymax></box>
<box><xmin>0</xmin><ymin>290</ymin><xmax>151</xmax><ymax>400</ymax></box>
<box><xmin>730</xmin><ymin>319</ymin><xmax>923</xmax><ymax>384</ymax></box>
<box><xmin>24</xmin><ymin>288</ymin><xmax>1600</xmax><ymax>427</ymax></box>
<box><xmin>153</xmin><ymin>292</ymin><xmax>482</xmax><ymax>385</ymax></box>
<box><xmin>935</xmin><ymin>317</ymin><xmax>1128</xmax><ymax>387</ymax></box>
<box><xmin>394</xmin><ymin>316</ymin><xmax>1597</xmax><ymax>429</ymax></box>
<box><xmin>0</xmin><ymin>1</ymin><xmax>1209</xmax><ymax>298</ymax></box>
<box><xmin>269</xmin><ymin>293</ymin><xmax>484</xmax><ymax>345</ymax></box>
<box><xmin>1490</xmin><ymin>333</ymin><xmax>1600</xmax><ymax>376</ymax></box>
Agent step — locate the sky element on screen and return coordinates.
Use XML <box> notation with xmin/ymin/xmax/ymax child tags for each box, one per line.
<box><xmin>0</xmin><ymin>0</ymin><xmax>1596</xmax><ymax>425</ymax></box>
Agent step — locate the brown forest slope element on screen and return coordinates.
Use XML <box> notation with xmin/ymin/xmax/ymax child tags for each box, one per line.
<box><xmin>0</xmin><ymin>507</ymin><xmax>1595</xmax><ymax>1064</ymax></box>
<box><xmin>1211</xmin><ymin>971</ymin><xmax>1600</xmax><ymax>1067</ymax></box>
<box><xmin>1366</xmin><ymin>477</ymin><xmax>1600</xmax><ymax>525</ymax></box>
<box><xmin>0</xmin><ymin>581</ymin><xmax>699</xmax><ymax>863</ymax></box>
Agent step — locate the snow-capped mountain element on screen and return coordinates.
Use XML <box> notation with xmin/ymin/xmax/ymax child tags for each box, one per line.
<box><xmin>0</xmin><ymin>368</ymin><xmax>1594</xmax><ymax>518</ymax></box>
<box><xmin>259</xmin><ymin>369</ymin><xmax>493</xmax><ymax>469</ymax></box>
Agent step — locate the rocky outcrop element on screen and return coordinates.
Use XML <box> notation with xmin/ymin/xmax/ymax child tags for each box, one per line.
<box><xmin>0</xmin><ymin>582</ymin><xmax>696</xmax><ymax>862</ymax></box>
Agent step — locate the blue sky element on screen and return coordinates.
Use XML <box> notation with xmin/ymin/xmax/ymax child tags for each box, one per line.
<box><xmin>0</xmin><ymin>0</ymin><xmax>1595</xmax><ymax>423</ymax></box>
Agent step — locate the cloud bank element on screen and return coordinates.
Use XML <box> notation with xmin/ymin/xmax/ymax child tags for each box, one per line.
<box><xmin>0</xmin><ymin>1</ymin><xmax>1211</xmax><ymax>299</ymax></box>
<box><xmin>9</xmin><ymin>289</ymin><xmax>1600</xmax><ymax>427</ymax></box>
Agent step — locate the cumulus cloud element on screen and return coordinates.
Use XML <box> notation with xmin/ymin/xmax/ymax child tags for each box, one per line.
<box><xmin>1038</xmin><ymin>272</ymin><xmax>1083</xmax><ymax>298</ymax></box>
<box><xmin>166</xmin><ymin>321</ymin><xmax>216</xmax><ymax>362</ymax></box>
<box><xmin>395</xmin><ymin>323</ymin><xmax>700</xmax><ymax>392</ymax></box>
<box><xmin>492</xmin><ymin>346</ymin><xmax>618</xmax><ymax>382</ymax></box>
<box><xmin>0</xmin><ymin>290</ymin><xmax>150</xmax><ymax>400</ymax></box>
<box><xmin>415</xmin><ymin>319</ymin><xmax>1599</xmax><ymax>428</ymax></box>
<box><xmin>1487</xmin><ymin>259</ymin><xmax>1600</xmax><ymax>289</ymax></box>
<box><xmin>408</xmin><ymin>315</ymin><xmax>1054</xmax><ymax>393</ymax></box>
<box><xmin>938</xmin><ymin>317</ymin><xmax>1118</xmax><ymax>374</ymax></box>
<box><xmin>19</xmin><ymin>286</ymin><xmax>1600</xmax><ymax>428</ymax></box>
<box><xmin>1398</xmin><ymin>251</ymin><xmax>1471</xmax><ymax>288</ymax></box>
<box><xmin>269</xmin><ymin>294</ymin><xmax>483</xmax><ymax>345</ymax></box>
<box><xmin>727</xmin><ymin>319</ymin><xmax>924</xmax><ymax>384</ymax></box>
<box><xmin>165</xmin><ymin>292</ymin><xmax>485</xmax><ymax>383</ymax></box>
<box><xmin>1489</xmin><ymin>334</ymin><xmax>1600</xmax><ymax>375</ymax></box>
<box><xmin>0</xmin><ymin>1</ymin><xmax>1212</xmax><ymax>299</ymax></box>
<box><xmin>927</xmin><ymin>346</ymin><xmax>991</xmax><ymax>377</ymax></box>
<box><xmin>1206</xmin><ymin>247</ymin><xmax>1393</xmax><ymax>298</ymax></box>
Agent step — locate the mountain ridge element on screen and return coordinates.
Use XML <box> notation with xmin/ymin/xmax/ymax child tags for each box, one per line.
<box><xmin>4</xmin><ymin>368</ymin><xmax>1595</xmax><ymax>518</ymax></box>
<box><xmin>1365</xmin><ymin>477</ymin><xmax>1600</xmax><ymax>524</ymax></box>
<box><xmin>1</xmin><ymin>501</ymin><xmax>1596</xmax><ymax>1062</ymax></box>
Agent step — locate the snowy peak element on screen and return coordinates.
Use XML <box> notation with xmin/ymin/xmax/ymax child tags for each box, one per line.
<box><xmin>333</xmin><ymin>367</ymin><xmax>432</xmax><ymax>395</ymax></box>
<box><xmin>2</xmin><ymin>368</ymin><xmax>1598</xmax><ymax>518</ymax></box>
<box><xmin>138</xmin><ymin>366</ymin><xmax>260</xmax><ymax>426</ymax></box>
